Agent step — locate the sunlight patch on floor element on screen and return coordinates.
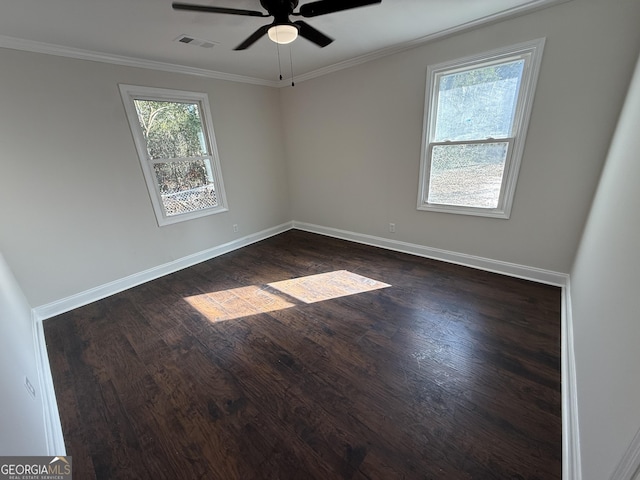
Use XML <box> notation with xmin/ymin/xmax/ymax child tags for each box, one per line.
<box><xmin>185</xmin><ymin>285</ymin><xmax>295</xmax><ymax>322</ymax></box>
<box><xmin>184</xmin><ymin>270</ymin><xmax>390</xmax><ymax>323</ymax></box>
<box><xmin>268</xmin><ymin>270</ymin><xmax>390</xmax><ymax>304</ymax></box>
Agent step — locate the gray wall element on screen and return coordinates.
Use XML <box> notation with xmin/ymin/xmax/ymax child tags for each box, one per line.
<box><xmin>570</xmin><ymin>51</ymin><xmax>640</xmax><ymax>480</ymax></box>
<box><xmin>280</xmin><ymin>0</ymin><xmax>640</xmax><ymax>273</ymax></box>
<box><xmin>0</xmin><ymin>48</ymin><xmax>291</xmax><ymax>307</ymax></box>
<box><xmin>2</xmin><ymin>0</ymin><xmax>640</xmax><ymax>472</ymax></box>
<box><xmin>0</xmin><ymin>251</ymin><xmax>47</xmax><ymax>454</ymax></box>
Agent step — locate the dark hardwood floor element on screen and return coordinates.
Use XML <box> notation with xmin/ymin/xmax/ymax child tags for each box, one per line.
<box><xmin>44</xmin><ymin>230</ymin><xmax>562</xmax><ymax>479</ymax></box>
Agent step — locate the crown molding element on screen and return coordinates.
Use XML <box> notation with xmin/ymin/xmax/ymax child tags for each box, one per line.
<box><xmin>277</xmin><ymin>0</ymin><xmax>572</xmax><ymax>87</ymax></box>
<box><xmin>0</xmin><ymin>34</ymin><xmax>279</xmax><ymax>87</ymax></box>
<box><xmin>0</xmin><ymin>0</ymin><xmax>570</xmax><ymax>89</ymax></box>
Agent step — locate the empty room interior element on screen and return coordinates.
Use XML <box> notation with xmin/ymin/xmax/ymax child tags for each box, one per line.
<box><xmin>1</xmin><ymin>0</ymin><xmax>640</xmax><ymax>478</ymax></box>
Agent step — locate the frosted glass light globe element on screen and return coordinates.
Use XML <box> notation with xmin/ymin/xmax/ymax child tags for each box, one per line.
<box><xmin>268</xmin><ymin>24</ymin><xmax>298</xmax><ymax>44</ymax></box>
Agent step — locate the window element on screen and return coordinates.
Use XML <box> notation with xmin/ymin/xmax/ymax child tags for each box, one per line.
<box><xmin>119</xmin><ymin>85</ymin><xmax>228</xmax><ymax>226</ymax></box>
<box><xmin>418</xmin><ymin>39</ymin><xmax>545</xmax><ymax>218</ymax></box>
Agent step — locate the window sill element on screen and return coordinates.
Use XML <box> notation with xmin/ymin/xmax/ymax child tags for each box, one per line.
<box><xmin>417</xmin><ymin>203</ymin><xmax>510</xmax><ymax>219</ymax></box>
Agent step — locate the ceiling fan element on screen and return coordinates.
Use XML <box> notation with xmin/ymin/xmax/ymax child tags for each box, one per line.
<box><xmin>172</xmin><ymin>0</ymin><xmax>382</xmax><ymax>50</ymax></box>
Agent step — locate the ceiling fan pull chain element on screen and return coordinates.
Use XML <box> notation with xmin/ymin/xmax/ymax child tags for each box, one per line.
<box><xmin>289</xmin><ymin>46</ymin><xmax>295</xmax><ymax>87</ymax></box>
<box><xmin>276</xmin><ymin>40</ymin><xmax>283</xmax><ymax>81</ymax></box>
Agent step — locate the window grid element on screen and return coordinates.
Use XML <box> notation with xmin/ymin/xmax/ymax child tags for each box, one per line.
<box><xmin>119</xmin><ymin>85</ymin><xmax>228</xmax><ymax>226</ymax></box>
<box><xmin>417</xmin><ymin>39</ymin><xmax>545</xmax><ymax>218</ymax></box>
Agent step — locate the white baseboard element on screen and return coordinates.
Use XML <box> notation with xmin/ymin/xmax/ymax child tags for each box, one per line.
<box><xmin>293</xmin><ymin>221</ymin><xmax>577</xmax><ymax>477</ymax></box>
<box><xmin>610</xmin><ymin>427</ymin><xmax>640</xmax><ymax>480</ymax></box>
<box><xmin>32</xmin><ymin>219</ymin><xmax>577</xmax><ymax>472</ymax></box>
<box><xmin>33</xmin><ymin>221</ymin><xmax>293</xmax><ymax>321</ymax></box>
<box><xmin>33</xmin><ymin>316</ymin><xmax>66</xmax><ymax>456</ymax></box>
<box><xmin>34</xmin><ymin>219</ymin><xmax>568</xmax><ymax>322</ymax></box>
<box><xmin>29</xmin><ymin>221</ymin><xmax>293</xmax><ymax>456</ymax></box>
<box><xmin>292</xmin><ymin>221</ymin><xmax>568</xmax><ymax>286</ymax></box>
<box><xmin>563</xmin><ymin>279</ymin><xmax>582</xmax><ymax>479</ymax></box>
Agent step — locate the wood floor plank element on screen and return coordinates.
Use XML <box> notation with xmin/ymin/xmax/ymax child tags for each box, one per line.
<box><xmin>44</xmin><ymin>230</ymin><xmax>562</xmax><ymax>479</ymax></box>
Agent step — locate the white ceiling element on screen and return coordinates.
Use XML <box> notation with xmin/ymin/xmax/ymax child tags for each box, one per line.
<box><xmin>0</xmin><ymin>0</ymin><xmax>562</xmax><ymax>84</ymax></box>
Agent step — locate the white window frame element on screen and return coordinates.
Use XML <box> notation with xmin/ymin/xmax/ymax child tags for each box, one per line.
<box><xmin>119</xmin><ymin>84</ymin><xmax>228</xmax><ymax>226</ymax></box>
<box><xmin>417</xmin><ymin>38</ymin><xmax>545</xmax><ymax>219</ymax></box>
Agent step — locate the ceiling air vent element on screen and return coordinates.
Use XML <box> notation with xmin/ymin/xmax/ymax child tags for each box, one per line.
<box><xmin>174</xmin><ymin>34</ymin><xmax>218</xmax><ymax>48</ymax></box>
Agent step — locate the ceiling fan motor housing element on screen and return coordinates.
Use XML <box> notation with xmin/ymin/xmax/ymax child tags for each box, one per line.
<box><xmin>260</xmin><ymin>0</ymin><xmax>299</xmax><ymax>22</ymax></box>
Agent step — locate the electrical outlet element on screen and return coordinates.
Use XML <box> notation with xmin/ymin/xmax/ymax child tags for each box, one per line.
<box><xmin>233</xmin><ymin>224</ymin><xmax>239</xmax><ymax>233</ymax></box>
<box><xmin>24</xmin><ymin>377</ymin><xmax>36</xmax><ymax>399</ymax></box>
<box><xmin>389</xmin><ymin>223</ymin><xmax>396</xmax><ymax>233</ymax></box>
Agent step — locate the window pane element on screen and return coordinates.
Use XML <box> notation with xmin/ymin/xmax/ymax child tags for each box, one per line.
<box><xmin>153</xmin><ymin>159</ymin><xmax>218</xmax><ymax>216</ymax></box>
<box><xmin>434</xmin><ymin>60</ymin><xmax>524</xmax><ymax>142</ymax></box>
<box><xmin>134</xmin><ymin>100</ymin><xmax>208</xmax><ymax>159</ymax></box>
<box><xmin>428</xmin><ymin>142</ymin><xmax>508</xmax><ymax>208</ymax></box>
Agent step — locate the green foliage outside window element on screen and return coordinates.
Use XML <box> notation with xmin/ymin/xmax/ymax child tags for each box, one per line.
<box><xmin>134</xmin><ymin>100</ymin><xmax>206</xmax><ymax>159</ymax></box>
<box><xmin>134</xmin><ymin>100</ymin><xmax>214</xmax><ymax>199</ymax></box>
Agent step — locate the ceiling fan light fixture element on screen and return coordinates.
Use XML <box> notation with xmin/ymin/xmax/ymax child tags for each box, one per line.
<box><xmin>268</xmin><ymin>24</ymin><xmax>298</xmax><ymax>44</ymax></box>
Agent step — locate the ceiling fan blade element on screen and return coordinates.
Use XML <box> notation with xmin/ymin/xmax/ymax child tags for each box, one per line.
<box><xmin>172</xmin><ymin>2</ymin><xmax>268</xmax><ymax>17</ymax></box>
<box><xmin>297</xmin><ymin>0</ymin><xmax>381</xmax><ymax>18</ymax></box>
<box><xmin>234</xmin><ymin>24</ymin><xmax>271</xmax><ymax>50</ymax></box>
<box><xmin>293</xmin><ymin>21</ymin><xmax>333</xmax><ymax>47</ymax></box>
